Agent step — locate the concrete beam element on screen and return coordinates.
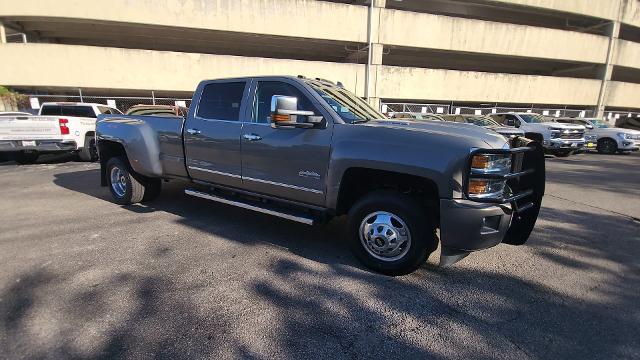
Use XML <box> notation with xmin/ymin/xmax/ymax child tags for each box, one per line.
<box><xmin>0</xmin><ymin>22</ymin><xmax>6</xmax><ymax>44</ymax></box>
<box><xmin>596</xmin><ymin>20</ymin><xmax>621</xmax><ymax>117</ymax></box>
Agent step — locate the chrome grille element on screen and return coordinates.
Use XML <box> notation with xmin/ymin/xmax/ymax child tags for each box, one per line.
<box><xmin>559</xmin><ymin>129</ymin><xmax>584</xmax><ymax>140</ymax></box>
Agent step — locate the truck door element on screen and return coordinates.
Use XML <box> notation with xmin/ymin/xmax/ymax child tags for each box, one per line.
<box><xmin>184</xmin><ymin>80</ymin><xmax>249</xmax><ymax>188</ymax></box>
<box><xmin>241</xmin><ymin>80</ymin><xmax>333</xmax><ymax>206</ymax></box>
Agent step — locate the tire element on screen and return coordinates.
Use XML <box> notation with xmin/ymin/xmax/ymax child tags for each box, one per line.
<box><xmin>553</xmin><ymin>150</ymin><xmax>572</xmax><ymax>157</ymax></box>
<box><xmin>106</xmin><ymin>157</ymin><xmax>155</xmax><ymax>205</ymax></box>
<box><xmin>78</xmin><ymin>135</ymin><xmax>98</xmax><ymax>162</ymax></box>
<box><xmin>597</xmin><ymin>138</ymin><xmax>618</xmax><ymax>155</ymax></box>
<box><xmin>347</xmin><ymin>190</ymin><xmax>438</xmax><ymax>276</ymax></box>
<box><xmin>13</xmin><ymin>151</ymin><xmax>39</xmax><ymax>164</ymax></box>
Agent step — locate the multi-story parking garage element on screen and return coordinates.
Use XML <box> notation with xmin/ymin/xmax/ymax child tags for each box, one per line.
<box><xmin>1</xmin><ymin>0</ymin><xmax>639</xmax><ymax>117</ymax></box>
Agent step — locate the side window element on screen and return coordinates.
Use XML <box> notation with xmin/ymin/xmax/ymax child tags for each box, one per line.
<box><xmin>40</xmin><ymin>106</ymin><xmax>61</xmax><ymax>116</ymax></box>
<box><xmin>491</xmin><ymin>115</ymin><xmax>505</xmax><ymax>124</ymax></box>
<box><xmin>97</xmin><ymin>106</ymin><xmax>112</xmax><ymax>114</ymax></box>
<box><xmin>197</xmin><ymin>82</ymin><xmax>246</xmax><ymax>121</ymax></box>
<box><xmin>253</xmin><ymin>81</ymin><xmax>316</xmax><ymax>124</ymax></box>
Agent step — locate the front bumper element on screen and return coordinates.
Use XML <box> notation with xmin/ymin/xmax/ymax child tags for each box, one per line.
<box><xmin>618</xmin><ymin>139</ymin><xmax>640</xmax><ymax>151</ymax></box>
<box><xmin>543</xmin><ymin>138</ymin><xmax>585</xmax><ymax>149</ymax></box>
<box><xmin>439</xmin><ymin>138</ymin><xmax>545</xmax><ymax>266</ymax></box>
<box><xmin>0</xmin><ymin>139</ymin><xmax>77</xmax><ymax>153</ymax></box>
<box><xmin>439</xmin><ymin>199</ymin><xmax>512</xmax><ymax>256</ymax></box>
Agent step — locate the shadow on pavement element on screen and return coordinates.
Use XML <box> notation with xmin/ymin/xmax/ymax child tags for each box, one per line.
<box><xmin>1</xmin><ymin>167</ymin><xmax>631</xmax><ymax>358</ymax></box>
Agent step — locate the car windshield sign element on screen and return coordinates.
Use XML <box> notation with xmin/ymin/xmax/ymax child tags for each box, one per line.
<box><xmin>307</xmin><ymin>80</ymin><xmax>385</xmax><ymax>123</ymax></box>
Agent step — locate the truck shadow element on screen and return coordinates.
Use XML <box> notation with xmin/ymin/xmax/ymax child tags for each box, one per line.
<box><xmin>41</xmin><ymin>168</ymin><xmax>640</xmax><ymax>358</ymax></box>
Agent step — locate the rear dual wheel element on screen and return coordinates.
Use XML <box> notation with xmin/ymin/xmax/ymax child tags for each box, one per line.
<box><xmin>106</xmin><ymin>157</ymin><xmax>161</xmax><ymax>205</ymax></box>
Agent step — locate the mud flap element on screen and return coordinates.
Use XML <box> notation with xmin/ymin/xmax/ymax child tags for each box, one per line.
<box><xmin>502</xmin><ymin>138</ymin><xmax>545</xmax><ymax>245</ymax></box>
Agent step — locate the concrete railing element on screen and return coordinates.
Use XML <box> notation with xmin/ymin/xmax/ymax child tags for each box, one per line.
<box><xmin>380</xmin><ymin>9</ymin><xmax>610</xmax><ymax>64</ymax></box>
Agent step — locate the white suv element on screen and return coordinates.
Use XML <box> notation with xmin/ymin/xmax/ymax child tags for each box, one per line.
<box><xmin>556</xmin><ymin>118</ymin><xmax>640</xmax><ymax>154</ymax></box>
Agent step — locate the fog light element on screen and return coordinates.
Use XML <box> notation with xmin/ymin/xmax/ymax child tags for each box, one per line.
<box><xmin>481</xmin><ymin>215</ymin><xmax>501</xmax><ymax>234</ymax></box>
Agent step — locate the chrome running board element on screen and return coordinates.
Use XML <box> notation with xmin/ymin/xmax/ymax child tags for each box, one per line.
<box><xmin>185</xmin><ymin>189</ymin><xmax>315</xmax><ymax>225</ymax></box>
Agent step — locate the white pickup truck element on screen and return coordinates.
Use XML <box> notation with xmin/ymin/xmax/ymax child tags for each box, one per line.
<box><xmin>0</xmin><ymin>102</ymin><xmax>121</xmax><ymax>164</ymax></box>
<box><xmin>491</xmin><ymin>112</ymin><xmax>586</xmax><ymax>157</ymax></box>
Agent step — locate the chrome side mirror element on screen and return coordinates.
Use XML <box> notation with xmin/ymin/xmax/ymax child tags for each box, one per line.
<box><xmin>270</xmin><ymin>95</ymin><xmax>322</xmax><ymax>129</ymax></box>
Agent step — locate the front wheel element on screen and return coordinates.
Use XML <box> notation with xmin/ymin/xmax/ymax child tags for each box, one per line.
<box><xmin>597</xmin><ymin>138</ymin><xmax>618</xmax><ymax>155</ymax></box>
<box><xmin>348</xmin><ymin>190</ymin><xmax>438</xmax><ymax>276</ymax></box>
<box><xmin>106</xmin><ymin>157</ymin><xmax>161</xmax><ymax>205</ymax></box>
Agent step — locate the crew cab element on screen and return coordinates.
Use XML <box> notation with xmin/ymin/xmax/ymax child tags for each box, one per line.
<box><xmin>0</xmin><ymin>102</ymin><xmax>121</xmax><ymax>164</ymax></box>
<box><xmin>555</xmin><ymin>117</ymin><xmax>640</xmax><ymax>154</ymax></box>
<box><xmin>490</xmin><ymin>112</ymin><xmax>585</xmax><ymax>157</ymax></box>
<box><xmin>442</xmin><ymin>114</ymin><xmax>525</xmax><ymax>140</ymax></box>
<box><xmin>96</xmin><ymin>76</ymin><xmax>545</xmax><ymax>275</ymax></box>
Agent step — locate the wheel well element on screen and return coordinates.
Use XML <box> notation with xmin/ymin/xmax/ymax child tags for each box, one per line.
<box><xmin>598</xmin><ymin>137</ymin><xmax>615</xmax><ymax>144</ymax></box>
<box><xmin>336</xmin><ymin>168</ymin><xmax>440</xmax><ymax>222</ymax></box>
<box><xmin>98</xmin><ymin>140</ymin><xmax>127</xmax><ymax>186</ymax></box>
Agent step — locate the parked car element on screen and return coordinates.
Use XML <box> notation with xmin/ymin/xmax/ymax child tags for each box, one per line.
<box><xmin>442</xmin><ymin>114</ymin><xmax>525</xmax><ymax>139</ymax></box>
<box><xmin>96</xmin><ymin>76</ymin><xmax>545</xmax><ymax>275</ymax></box>
<box><xmin>490</xmin><ymin>112</ymin><xmax>585</xmax><ymax>157</ymax></box>
<box><xmin>390</xmin><ymin>112</ymin><xmax>444</xmax><ymax>121</ymax></box>
<box><xmin>555</xmin><ymin>117</ymin><xmax>640</xmax><ymax>154</ymax></box>
<box><xmin>0</xmin><ymin>102</ymin><xmax>121</xmax><ymax>164</ymax></box>
<box><xmin>126</xmin><ymin>104</ymin><xmax>189</xmax><ymax>117</ymax></box>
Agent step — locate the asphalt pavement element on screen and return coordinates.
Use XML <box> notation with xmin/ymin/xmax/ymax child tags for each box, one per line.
<box><xmin>0</xmin><ymin>152</ymin><xmax>638</xmax><ymax>359</ymax></box>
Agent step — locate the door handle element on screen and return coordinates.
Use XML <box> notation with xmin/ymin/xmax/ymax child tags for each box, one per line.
<box><xmin>243</xmin><ymin>134</ymin><xmax>262</xmax><ymax>141</ymax></box>
<box><xmin>186</xmin><ymin>128</ymin><xmax>201</xmax><ymax>135</ymax></box>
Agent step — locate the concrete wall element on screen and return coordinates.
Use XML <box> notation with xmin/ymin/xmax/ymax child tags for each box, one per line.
<box><xmin>621</xmin><ymin>0</ymin><xmax>640</xmax><ymax>29</ymax></box>
<box><xmin>606</xmin><ymin>81</ymin><xmax>640</xmax><ymax>108</ymax></box>
<box><xmin>381</xmin><ymin>9</ymin><xmax>609</xmax><ymax>64</ymax></box>
<box><xmin>0</xmin><ymin>43</ymin><xmax>366</xmax><ymax>95</ymax></box>
<box><xmin>375</xmin><ymin>65</ymin><xmax>602</xmax><ymax>105</ymax></box>
<box><xmin>0</xmin><ymin>0</ymin><xmax>368</xmax><ymax>43</ymax></box>
<box><xmin>614</xmin><ymin>39</ymin><xmax>640</xmax><ymax>69</ymax></box>
<box><xmin>488</xmin><ymin>0</ymin><xmax>620</xmax><ymax>21</ymax></box>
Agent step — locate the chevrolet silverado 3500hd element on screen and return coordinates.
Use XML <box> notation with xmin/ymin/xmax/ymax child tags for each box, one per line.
<box><xmin>96</xmin><ymin>76</ymin><xmax>545</xmax><ymax>275</ymax></box>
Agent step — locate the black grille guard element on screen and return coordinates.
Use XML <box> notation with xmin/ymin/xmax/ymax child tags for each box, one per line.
<box><xmin>464</xmin><ymin>137</ymin><xmax>546</xmax><ymax>246</ymax></box>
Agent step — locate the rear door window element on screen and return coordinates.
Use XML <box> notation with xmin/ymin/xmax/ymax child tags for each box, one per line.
<box><xmin>40</xmin><ymin>105</ymin><xmax>62</xmax><ymax>116</ymax></box>
<box><xmin>197</xmin><ymin>82</ymin><xmax>246</xmax><ymax>121</ymax></box>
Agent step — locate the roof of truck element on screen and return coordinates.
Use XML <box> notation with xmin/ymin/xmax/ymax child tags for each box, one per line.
<box><xmin>41</xmin><ymin>102</ymin><xmax>115</xmax><ymax>107</ymax></box>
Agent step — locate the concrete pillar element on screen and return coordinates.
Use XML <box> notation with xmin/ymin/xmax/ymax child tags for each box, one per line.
<box><xmin>0</xmin><ymin>22</ymin><xmax>6</xmax><ymax>44</ymax></box>
<box><xmin>595</xmin><ymin>6</ymin><xmax>622</xmax><ymax>118</ymax></box>
<box><xmin>366</xmin><ymin>0</ymin><xmax>385</xmax><ymax>109</ymax></box>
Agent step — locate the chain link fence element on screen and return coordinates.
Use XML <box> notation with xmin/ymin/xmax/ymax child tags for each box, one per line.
<box><xmin>378</xmin><ymin>102</ymin><xmax>640</xmax><ymax>122</ymax></box>
<box><xmin>22</xmin><ymin>94</ymin><xmax>192</xmax><ymax>114</ymax></box>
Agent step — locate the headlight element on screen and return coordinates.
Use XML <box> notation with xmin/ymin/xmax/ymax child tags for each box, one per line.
<box><xmin>468</xmin><ymin>153</ymin><xmax>512</xmax><ymax>199</ymax></box>
<box><xmin>617</xmin><ymin>132</ymin><xmax>632</xmax><ymax>140</ymax></box>
<box><xmin>549</xmin><ymin>129</ymin><xmax>561</xmax><ymax>139</ymax></box>
<box><xmin>471</xmin><ymin>154</ymin><xmax>511</xmax><ymax>174</ymax></box>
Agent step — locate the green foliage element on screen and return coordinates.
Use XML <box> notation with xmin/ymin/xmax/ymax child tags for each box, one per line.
<box><xmin>0</xmin><ymin>86</ymin><xmax>10</xmax><ymax>95</ymax></box>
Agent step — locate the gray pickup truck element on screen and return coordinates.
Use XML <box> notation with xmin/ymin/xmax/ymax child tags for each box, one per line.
<box><xmin>96</xmin><ymin>76</ymin><xmax>545</xmax><ymax>275</ymax></box>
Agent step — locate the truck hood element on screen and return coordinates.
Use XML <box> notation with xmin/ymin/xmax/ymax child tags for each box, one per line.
<box><xmin>544</xmin><ymin>122</ymin><xmax>584</xmax><ymax>131</ymax></box>
<box><xmin>360</xmin><ymin>119</ymin><xmax>508</xmax><ymax>148</ymax></box>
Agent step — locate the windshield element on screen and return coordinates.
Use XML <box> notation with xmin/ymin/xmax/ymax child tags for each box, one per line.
<box><xmin>589</xmin><ymin>119</ymin><xmax>610</xmax><ymax>128</ymax></box>
<box><xmin>464</xmin><ymin>116</ymin><xmax>498</xmax><ymax>127</ymax></box>
<box><xmin>519</xmin><ymin>114</ymin><xmax>548</xmax><ymax>123</ymax></box>
<box><xmin>306</xmin><ymin>80</ymin><xmax>385</xmax><ymax>123</ymax></box>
